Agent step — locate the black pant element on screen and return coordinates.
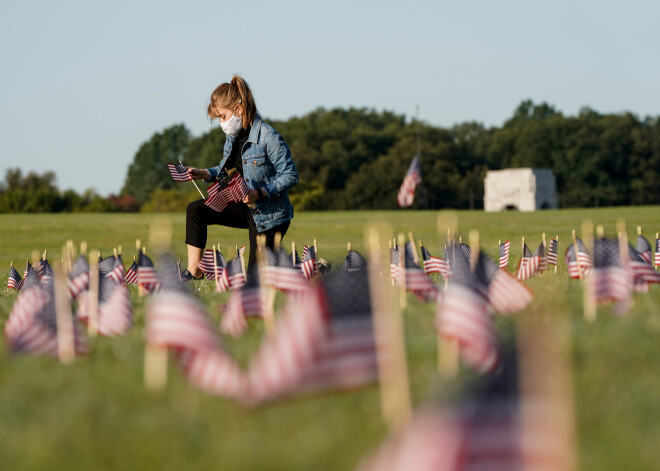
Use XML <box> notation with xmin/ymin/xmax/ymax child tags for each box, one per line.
<box><xmin>185</xmin><ymin>199</ymin><xmax>290</xmax><ymax>273</ymax></box>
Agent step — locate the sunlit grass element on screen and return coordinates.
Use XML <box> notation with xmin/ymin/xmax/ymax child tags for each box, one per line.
<box><xmin>0</xmin><ymin>207</ymin><xmax>659</xmax><ymax>470</ymax></box>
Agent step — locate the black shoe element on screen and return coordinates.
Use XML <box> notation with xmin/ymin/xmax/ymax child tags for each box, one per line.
<box><xmin>181</xmin><ymin>269</ymin><xmax>204</xmax><ymax>281</ymax></box>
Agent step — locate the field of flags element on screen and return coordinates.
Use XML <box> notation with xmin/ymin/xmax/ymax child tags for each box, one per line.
<box><xmin>1</xmin><ymin>208</ymin><xmax>660</xmax><ymax>470</ymax></box>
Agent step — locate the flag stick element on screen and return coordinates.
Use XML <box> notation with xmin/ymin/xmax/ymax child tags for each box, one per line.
<box><xmin>397</xmin><ymin>233</ymin><xmax>406</xmax><ymax>310</ymax></box>
<box><xmin>213</xmin><ymin>244</ymin><xmax>219</xmax><ymax>283</ymax></box>
<box><xmin>581</xmin><ymin>221</ymin><xmax>596</xmax><ymax>322</ymax></box>
<box><xmin>436</xmin><ymin>212</ymin><xmax>458</xmax><ymax>374</ymax></box>
<box><xmin>66</xmin><ymin>239</ymin><xmax>74</xmax><ymax>271</ymax></box>
<box><xmin>469</xmin><ymin>229</ymin><xmax>480</xmax><ymax>273</ymax></box>
<box><xmin>144</xmin><ymin>345</ymin><xmax>168</xmax><ymax>391</ymax></box>
<box><xmin>80</xmin><ymin>241</ymin><xmax>87</xmax><ymax>257</ymax></box>
<box><xmin>88</xmin><ymin>252</ymin><xmax>99</xmax><ymax>337</ymax></box>
<box><xmin>555</xmin><ymin>235</ymin><xmax>559</xmax><ymax>274</ymax></box>
<box><xmin>542</xmin><ymin>233</ymin><xmax>547</xmax><ymax>274</ymax></box>
<box><xmin>366</xmin><ymin>223</ymin><xmax>411</xmax><ymax>430</ymax></box>
<box><xmin>54</xmin><ymin>256</ymin><xmax>75</xmax><ymax>364</ymax></box>
<box><xmin>313</xmin><ymin>238</ymin><xmax>318</xmax><ymax>261</ymax></box>
<box><xmin>347</xmin><ymin>241</ymin><xmax>352</xmax><ymax>253</ymax></box>
<box><xmin>239</xmin><ymin>246</ymin><xmax>247</xmax><ymax>283</ymax></box>
<box><xmin>180</xmin><ymin>160</ymin><xmax>206</xmax><ymax>199</ymax></box>
<box><xmin>291</xmin><ymin>241</ymin><xmax>296</xmax><ymax>266</ymax></box>
<box><xmin>407</xmin><ymin>232</ymin><xmax>419</xmax><ymax>265</ymax></box>
<box><xmin>257</xmin><ymin>235</ymin><xmax>275</xmax><ymax>335</ymax></box>
<box><xmin>596</xmin><ymin>225</ymin><xmax>604</xmax><ymax>238</ymax></box>
<box><xmin>617</xmin><ymin>220</ymin><xmax>633</xmax><ymax>312</ymax></box>
<box><xmin>389</xmin><ymin>240</ymin><xmax>395</xmax><ymax>287</ymax></box>
<box><xmin>637</xmin><ymin>225</ymin><xmax>642</xmax><ymax>236</ymax></box>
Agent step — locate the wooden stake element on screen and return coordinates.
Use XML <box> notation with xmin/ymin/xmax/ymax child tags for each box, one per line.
<box><xmin>596</xmin><ymin>225</ymin><xmax>605</xmax><ymax>238</ymax></box>
<box><xmin>469</xmin><ymin>229</ymin><xmax>480</xmax><ymax>273</ymax></box>
<box><xmin>581</xmin><ymin>221</ymin><xmax>596</xmax><ymax>322</ymax></box>
<box><xmin>291</xmin><ymin>241</ymin><xmax>296</xmax><ymax>266</ymax></box>
<box><xmin>144</xmin><ymin>345</ymin><xmax>168</xmax><ymax>391</ymax></box>
<box><xmin>213</xmin><ymin>244</ymin><xmax>219</xmax><ymax>283</ymax></box>
<box><xmin>256</xmin><ymin>236</ymin><xmax>275</xmax><ymax>335</ymax></box>
<box><xmin>571</xmin><ymin>230</ymin><xmax>584</xmax><ymax>281</ymax></box>
<box><xmin>555</xmin><ymin>235</ymin><xmax>559</xmax><ymax>274</ymax></box>
<box><xmin>54</xmin><ymin>259</ymin><xmax>75</xmax><ymax>364</ymax></box>
<box><xmin>542</xmin><ymin>233</ymin><xmax>547</xmax><ymax>274</ymax></box>
<box><xmin>397</xmin><ymin>233</ymin><xmax>406</xmax><ymax>310</ymax></box>
<box><xmin>436</xmin><ymin>212</ymin><xmax>458</xmax><ymax>374</ymax></box>
<box><xmin>88</xmin><ymin>252</ymin><xmax>99</xmax><ymax>337</ymax></box>
<box><xmin>80</xmin><ymin>241</ymin><xmax>87</xmax><ymax>256</ymax></box>
<box><xmin>407</xmin><ymin>232</ymin><xmax>419</xmax><ymax>265</ymax></box>
<box><xmin>239</xmin><ymin>246</ymin><xmax>247</xmax><ymax>283</ymax></box>
<box><xmin>347</xmin><ymin>241</ymin><xmax>352</xmax><ymax>253</ymax></box>
<box><xmin>366</xmin><ymin>223</ymin><xmax>411</xmax><ymax>430</ymax></box>
<box><xmin>66</xmin><ymin>239</ymin><xmax>74</xmax><ymax>271</ymax></box>
<box><xmin>637</xmin><ymin>225</ymin><xmax>642</xmax><ymax>236</ymax></box>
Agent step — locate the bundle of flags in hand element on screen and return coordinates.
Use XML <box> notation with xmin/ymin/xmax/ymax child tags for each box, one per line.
<box><xmin>205</xmin><ymin>168</ymin><xmax>250</xmax><ymax>213</ymax></box>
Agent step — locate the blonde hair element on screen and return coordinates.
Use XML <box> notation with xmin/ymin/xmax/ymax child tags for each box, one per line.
<box><xmin>207</xmin><ymin>75</ymin><xmax>257</xmax><ymax>128</ymax></box>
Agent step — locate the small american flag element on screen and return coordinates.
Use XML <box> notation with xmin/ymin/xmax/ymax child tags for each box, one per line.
<box><xmin>516</xmin><ymin>243</ymin><xmax>541</xmax><ymax>281</ymax></box>
<box><xmin>68</xmin><ymin>255</ymin><xmax>90</xmax><ymax>299</ymax></box>
<box><xmin>564</xmin><ymin>238</ymin><xmax>593</xmax><ymax>279</ymax></box>
<box><xmin>402</xmin><ymin>242</ymin><xmax>439</xmax><ymax>302</ymax></box>
<box><xmin>215</xmin><ymin>257</ymin><xmax>245</xmax><ymax>292</ymax></box>
<box><xmin>37</xmin><ymin>258</ymin><xmax>54</xmax><ymax>286</ymax></box>
<box><xmin>299</xmin><ymin>245</ymin><xmax>318</xmax><ymax>280</ymax></box>
<box><xmin>77</xmin><ymin>277</ymin><xmax>133</xmax><ymax>337</ymax></box>
<box><xmin>397</xmin><ymin>155</ymin><xmax>422</xmax><ymax>208</ymax></box>
<box><xmin>588</xmin><ymin>238</ymin><xmax>632</xmax><ymax>313</ymax></box>
<box><xmin>261</xmin><ymin>247</ymin><xmax>310</xmax><ymax>293</ymax></box>
<box><xmin>246</xmin><ymin>271</ymin><xmax>378</xmax><ymax>404</ymax></box>
<box><xmin>627</xmin><ymin>243</ymin><xmax>660</xmax><ymax>292</ymax></box>
<box><xmin>655</xmin><ymin>237</ymin><xmax>660</xmax><ymax>268</ymax></box>
<box><xmin>473</xmin><ymin>251</ymin><xmax>533</xmax><ymax>315</ymax></box>
<box><xmin>636</xmin><ymin>234</ymin><xmax>653</xmax><ymax>265</ymax></box>
<box><xmin>99</xmin><ymin>255</ymin><xmax>125</xmax><ymax>284</ymax></box>
<box><xmin>198</xmin><ymin>248</ymin><xmax>226</xmax><ymax>280</ymax></box>
<box><xmin>4</xmin><ymin>284</ymin><xmax>89</xmax><ymax>358</ymax></box>
<box><xmin>7</xmin><ymin>266</ymin><xmax>23</xmax><ymax>291</ymax></box>
<box><xmin>533</xmin><ymin>242</ymin><xmax>548</xmax><ymax>272</ymax></box>
<box><xmin>167</xmin><ymin>163</ymin><xmax>192</xmax><ymax>182</ymax></box>
<box><xmin>499</xmin><ymin>240</ymin><xmax>510</xmax><ymax>269</ymax></box>
<box><xmin>146</xmin><ymin>255</ymin><xmax>246</xmax><ymax>399</ymax></box>
<box><xmin>420</xmin><ymin>244</ymin><xmax>449</xmax><ymax>278</ymax></box>
<box><xmin>547</xmin><ymin>238</ymin><xmax>559</xmax><ymax>266</ymax></box>
<box><xmin>342</xmin><ymin>250</ymin><xmax>368</xmax><ymax>273</ymax></box>
<box><xmin>138</xmin><ymin>252</ymin><xmax>161</xmax><ymax>294</ymax></box>
<box><xmin>204</xmin><ymin>172</ymin><xmax>250</xmax><ymax>213</ymax></box>
<box><xmin>220</xmin><ymin>286</ymin><xmax>263</xmax><ymax>337</ymax></box>
<box><xmin>124</xmin><ymin>260</ymin><xmax>138</xmax><ymax>285</ymax></box>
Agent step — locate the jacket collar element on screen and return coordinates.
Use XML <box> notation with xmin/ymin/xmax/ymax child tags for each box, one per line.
<box><xmin>247</xmin><ymin>114</ymin><xmax>262</xmax><ymax>144</ymax></box>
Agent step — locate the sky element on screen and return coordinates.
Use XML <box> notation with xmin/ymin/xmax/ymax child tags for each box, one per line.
<box><xmin>2</xmin><ymin>0</ymin><xmax>659</xmax><ymax>196</ymax></box>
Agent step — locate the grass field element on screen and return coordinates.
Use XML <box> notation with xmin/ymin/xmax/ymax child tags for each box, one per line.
<box><xmin>1</xmin><ymin>207</ymin><xmax>660</xmax><ymax>470</ymax></box>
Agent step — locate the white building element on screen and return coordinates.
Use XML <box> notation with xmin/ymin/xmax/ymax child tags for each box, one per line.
<box><xmin>484</xmin><ymin>168</ymin><xmax>558</xmax><ymax>212</ymax></box>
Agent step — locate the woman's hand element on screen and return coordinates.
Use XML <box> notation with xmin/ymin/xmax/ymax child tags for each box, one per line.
<box><xmin>243</xmin><ymin>189</ymin><xmax>259</xmax><ymax>204</ymax></box>
<box><xmin>186</xmin><ymin>167</ymin><xmax>210</xmax><ymax>180</ymax></box>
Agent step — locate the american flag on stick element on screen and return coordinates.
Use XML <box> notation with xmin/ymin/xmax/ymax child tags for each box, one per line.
<box><xmin>198</xmin><ymin>248</ymin><xmax>226</xmax><ymax>280</ymax></box>
<box><xmin>68</xmin><ymin>255</ymin><xmax>90</xmax><ymax>299</ymax></box>
<box><xmin>655</xmin><ymin>235</ymin><xmax>660</xmax><ymax>268</ymax></box>
<box><xmin>498</xmin><ymin>240</ymin><xmax>510</xmax><ymax>269</ymax></box>
<box><xmin>246</xmin><ymin>271</ymin><xmax>378</xmax><ymax>404</ymax></box>
<box><xmin>220</xmin><ymin>284</ymin><xmax>264</xmax><ymax>338</ymax></box>
<box><xmin>636</xmin><ymin>234</ymin><xmax>653</xmax><ymax>265</ymax></box>
<box><xmin>420</xmin><ymin>244</ymin><xmax>449</xmax><ymax>279</ymax></box>
<box><xmin>4</xmin><ymin>284</ymin><xmax>89</xmax><ymax>358</ymax></box>
<box><xmin>215</xmin><ymin>257</ymin><xmax>245</xmax><ymax>292</ymax></box>
<box><xmin>204</xmin><ymin>170</ymin><xmax>250</xmax><ymax>213</ymax></box>
<box><xmin>397</xmin><ymin>155</ymin><xmax>422</xmax><ymax>208</ymax></box>
<box><xmin>299</xmin><ymin>245</ymin><xmax>319</xmax><ymax>280</ymax></box>
<box><xmin>516</xmin><ymin>242</ymin><xmax>541</xmax><ymax>281</ymax></box>
<box><xmin>138</xmin><ymin>252</ymin><xmax>161</xmax><ymax>294</ymax></box>
<box><xmin>564</xmin><ymin>237</ymin><xmax>593</xmax><ymax>279</ymax></box>
<box><xmin>436</xmin><ymin>245</ymin><xmax>499</xmax><ymax>373</ymax></box>
<box><xmin>124</xmin><ymin>258</ymin><xmax>138</xmax><ymax>285</ymax></box>
<box><xmin>473</xmin><ymin>251</ymin><xmax>534</xmax><ymax>315</ymax></box>
<box><xmin>77</xmin><ymin>277</ymin><xmax>133</xmax><ymax>337</ymax></box>
<box><xmin>167</xmin><ymin>162</ymin><xmax>193</xmax><ymax>182</ymax></box>
<box><xmin>402</xmin><ymin>242</ymin><xmax>439</xmax><ymax>302</ymax></box>
<box><xmin>145</xmin><ymin>255</ymin><xmax>246</xmax><ymax>399</ymax></box>
<box><xmin>627</xmin><ymin>243</ymin><xmax>660</xmax><ymax>292</ymax></box>
<box><xmin>260</xmin><ymin>247</ymin><xmax>310</xmax><ymax>293</ymax></box>
<box><xmin>588</xmin><ymin>238</ymin><xmax>632</xmax><ymax>314</ymax></box>
<box><xmin>7</xmin><ymin>265</ymin><xmax>23</xmax><ymax>291</ymax></box>
<box><xmin>548</xmin><ymin>238</ymin><xmax>559</xmax><ymax>267</ymax></box>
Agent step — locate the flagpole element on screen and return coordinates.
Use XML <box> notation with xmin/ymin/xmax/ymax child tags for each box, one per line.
<box><xmin>180</xmin><ymin>160</ymin><xmax>206</xmax><ymax>200</ymax></box>
<box><xmin>366</xmin><ymin>222</ymin><xmax>412</xmax><ymax>430</ymax></box>
<box><xmin>555</xmin><ymin>235</ymin><xmax>559</xmax><ymax>274</ymax></box>
<box><xmin>581</xmin><ymin>221</ymin><xmax>596</xmax><ymax>322</ymax></box>
<box><xmin>54</xmin><ymin>252</ymin><xmax>75</xmax><ymax>364</ymax></box>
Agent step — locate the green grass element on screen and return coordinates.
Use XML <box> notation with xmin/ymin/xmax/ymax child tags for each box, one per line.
<box><xmin>1</xmin><ymin>207</ymin><xmax>660</xmax><ymax>470</ymax></box>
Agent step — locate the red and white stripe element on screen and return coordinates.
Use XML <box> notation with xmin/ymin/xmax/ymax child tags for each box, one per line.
<box><xmin>436</xmin><ymin>284</ymin><xmax>498</xmax><ymax>373</ymax></box>
<box><xmin>77</xmin><ymin>286</ymin><xmax>133</xmax><ymax>337</ymax></box>
<box><xmin>124</xmin><ymin>265</ymin><xmax>138</xmax><ymax>285</ymax></box>
<box><xmin>198</xmin><ymin>249</ymin><xmax>221</xmax><ymax>279</ymax></box>
<box><xmin>516</xmin><ymin>256</ymin><xmax>541</xmax><ymax>280</ymax></box>
<box><xmin>167</xmin><ymin>163</ymin><xmax>192</xmax><ymax>182</ymax></box>
<box><xmin>261</xmin><ymin>266</ymin><xmax>309</xmax><ymax>293</ymax></box>
<box><xmin>204</xmin><ymin>173</ymin><xmax>250</xmax><ymax>213</ymax></box>
<box><xmin>499</xmin><ymin>241</ymin><xmax>510</xmax><ymax>269</ymax></box>
<box><xmin>488</xmin><ymin>271</ymin><xmax>534</xmax><ymax>315</ymax></box>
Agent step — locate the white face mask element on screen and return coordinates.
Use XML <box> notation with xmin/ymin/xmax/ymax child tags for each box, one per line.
<box><xmin>220</xmin><ymin>113</ymin><xmax>243</xmax><ymax>136</ymax></box>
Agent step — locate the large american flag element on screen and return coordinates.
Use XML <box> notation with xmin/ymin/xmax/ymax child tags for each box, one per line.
<box><xmin>588</xmin><ymin>238</ymin><xmax>632</xmax><ymax>314</ymax></box>
<box><xmin>564</xmin><ymin>238</ymin><xmax>593</xmax><ymax>279</ymax></box>
<box><xmin>397</xmin><ymin>155</ymin><xmax>422</xmax><ymax>208</ymax></box>
<box><xmin>437</xmin><ymin>246</ymin><xmax>499</xmax><ymax>373</ymax></box>
<box><xmin>499</xmin><ymin>240</ymin><xmax>510</xmax><ymax>269</ymax></box>
<box><xmin>204</xmin><ymin>172</ymin><xmax>250</xmax><ymax>213</ymax></box>
<box><xmin>420</xmin><ymin>244</ymin><xmax>449</xmax><ymax>278</ymax></box>
<box><xmin>516</xmin><ymin>243</ymin><xmax>541</xmax><ymax>281</ymax></box>
<box><xmin>4</xmin><ymin>284</ymin><xmax>89</xmax><ymax>358</ymax></box>
<box><xmin>246</xmin><ymin>271</ymin><xmax>378</xmax><ymax>404</ymax></box>
<box><xmin>7</xmin><ymin>266</ymin><xmax>23</xmax><ymax>291</ymax></box>
<box><xmin>77</xmin><ymin>276</ymin><xmax>133</xmax><ymax>337</ymax></box>
<box><xmin>198</xmin><ymin>248</ymin><xmax>226</xmax><ymax>280</ymax></box>
<box><xmin>138</xmin><ymin>252</ymin><xmax>161</xmax><ymax>294</ymax></box>
<box><xmin>145</xmin><ymin>255</ymin><xmax>246</xmax><ymax>399</ymax></box>
<box><xmin>167</xmin><ymin>163</ymin><xmax>192</xmax><ymax>182</ymax></box>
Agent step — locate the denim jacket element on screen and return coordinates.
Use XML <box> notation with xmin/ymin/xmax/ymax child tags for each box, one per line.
<box><xmin>205</xmin><ymin>114</ymin><xmax>298</xmax><ymax>232</ymax></box>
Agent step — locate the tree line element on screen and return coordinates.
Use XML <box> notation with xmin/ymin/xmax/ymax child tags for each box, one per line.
<box><xmin>3</xmin><ymin>100</ymin><xmax>660</xmax><ymax>213</ymax></box>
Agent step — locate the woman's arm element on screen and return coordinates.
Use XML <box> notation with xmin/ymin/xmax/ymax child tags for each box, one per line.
<box><xmin>261</xmin><ymin>132</ymin><xmax>299</xmax><ymax>198</ymax></box>
<box><xmin>185</xmin><ymin>167</ymin><xmax>211</xmax><ymax>181</ymax></box>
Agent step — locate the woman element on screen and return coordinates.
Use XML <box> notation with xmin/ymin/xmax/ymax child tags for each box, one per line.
<box><xmin>183</xmin><ymin>75</ymin><xmax>298</xmax><ymax>280</ymax></box>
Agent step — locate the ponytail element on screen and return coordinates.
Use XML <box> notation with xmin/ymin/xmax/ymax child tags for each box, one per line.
<box><xmin>207</xmin><ymin>75</ymin><xmax>257</xmax><ymax>127</ymax></box>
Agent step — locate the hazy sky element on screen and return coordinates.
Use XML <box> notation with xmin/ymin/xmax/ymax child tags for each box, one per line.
<box><xmin>2</xmin><ymin>0</ymin><xmax>659</xmax><ymax>196</ymax></box>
